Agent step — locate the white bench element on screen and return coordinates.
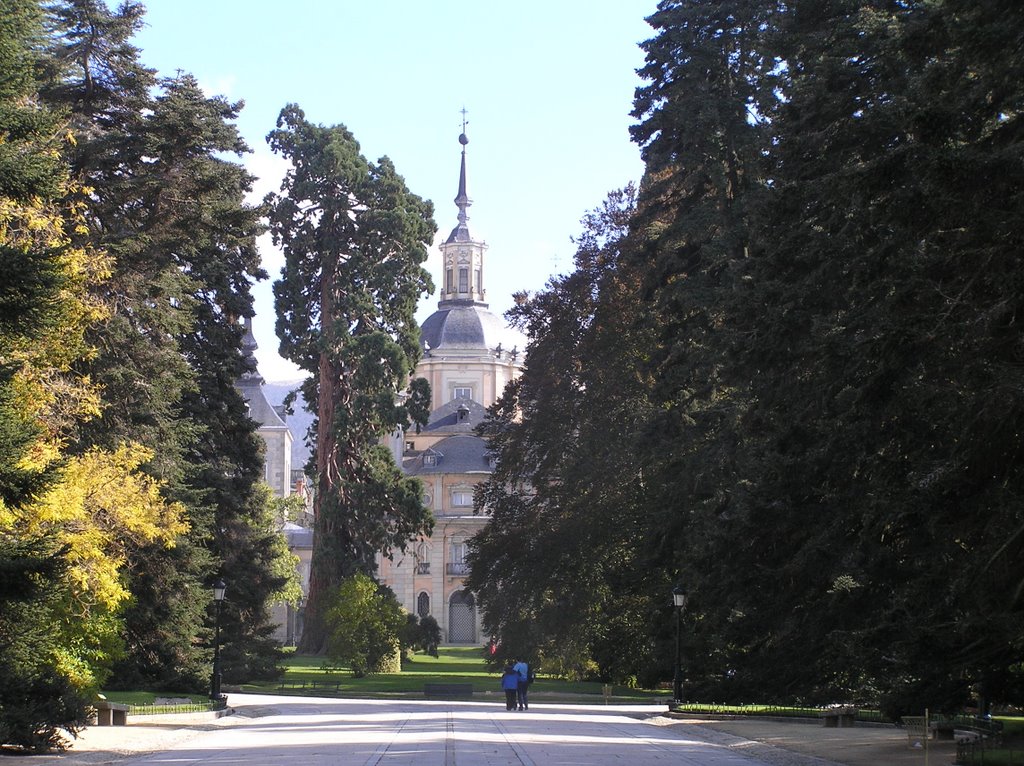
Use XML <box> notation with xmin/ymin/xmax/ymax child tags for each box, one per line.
<box><xmin>901</xmin><ymin>716</ymin><xmax>930</xmax><ymax>747</ymax></box>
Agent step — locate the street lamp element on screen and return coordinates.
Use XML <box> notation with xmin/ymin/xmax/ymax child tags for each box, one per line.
<box><xmin>210</xmin><ymin>579</ymin><xmax>227</xmax><ymax>701</ymax></box>
<box><xmin>672</xmin><ymin>584</ymin><xmax>687</xmax><ymax>704</ymax></box>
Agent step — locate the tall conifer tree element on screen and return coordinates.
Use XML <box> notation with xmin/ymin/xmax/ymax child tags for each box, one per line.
<box><xmin>267</xmin><ymin>105</ymin><xmax>435</xmax><ymax>652</ymax></box>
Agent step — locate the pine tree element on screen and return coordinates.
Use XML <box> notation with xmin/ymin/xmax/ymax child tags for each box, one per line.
<box><xmin>0</xmin><ymin>0</ymin><xmax>102</xmax><ymax>745</ymax></box>
<box><xmin>738</xmin><ymin>0</ymin><xmax>1024</xmax><ymax>711</ymax></box>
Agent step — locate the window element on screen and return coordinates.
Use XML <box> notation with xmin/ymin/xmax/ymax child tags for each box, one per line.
<box><xmin>450</xmin><ymin>540</ymin><xmax>468</xmax><ymax>577</ymax></box>
<box><xmin>446</xmin><ymin>268</ymin><xmax>453</xmax><ymax>292</ymax></box>
<box><xmin>453</xmin><ymin>387</ymin><xmax>471</xmax><ymax>400</ymax></box>
<box><xmin>417</xmin><ymin>592</ymin><xmax>430</xmax><ymax>617</ymax></box>
<box><xmin>452</xmin><ymin>490</ymin><xmax>473</xmax><ymax>507</ymax></box>
<box><xmin>459</xmin><ymin>267</ymin><xmax>468</xmax><ymax>293</ymax></box>
<box><xmin>450</xmin><ymin>538</ymin><xmax>466</xmax><ymax>560</ymax></box>
<box><xmin>475</xmin><ymin>268</ymin><xmax>482</xmax><ymax>291</ymax></box>
<box><xmin>424</xmin><ymin>454</ymin><xmax>437</xmax><ymax>466</ymax></box>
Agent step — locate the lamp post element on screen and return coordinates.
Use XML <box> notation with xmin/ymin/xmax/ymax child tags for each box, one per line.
<box><xmin>672</xmin><ymin>584</ymin><xmax>687</xmax><ymax>704</ymax></box>
<box><xmin>210</xmin><ymin>579</ymin><xmax>226</xmax><ymax>701</ymax></box>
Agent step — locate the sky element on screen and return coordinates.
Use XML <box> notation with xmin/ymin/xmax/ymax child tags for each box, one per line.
<box><xmin>132</xmin><ymin>1</ymin><xmax>655</xmax><ymax>383</ymax></box>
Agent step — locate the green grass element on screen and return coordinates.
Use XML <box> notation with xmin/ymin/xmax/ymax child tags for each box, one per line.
<box><xmin>235</xmin><ymin>646</ymin><xmax>666</xmax><ymax>703</ymax></box>
<box><xmin>96</xmin><ymin>691</ymin><xmax>209</xmax><ymax>705</ymax></box>
<box><xmin>998</xmin><ymin>718</ymin><xmax>1024</xmax><ymax>739</ymax></box>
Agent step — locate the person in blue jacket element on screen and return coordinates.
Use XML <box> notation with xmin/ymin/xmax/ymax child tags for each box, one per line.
<box><xmin>501</xmin><ymin>664</ymin><xmax>520</xmax><ymax>710</ymax></box>
<box><xmin>513</xmin><ymin>657</ymin><xmax>530</xmax><ymax>711</ymax></box>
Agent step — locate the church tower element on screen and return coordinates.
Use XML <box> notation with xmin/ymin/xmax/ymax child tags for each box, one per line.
<box><xmin>438</xmin><ymin>130</ymin><xmax>488</xmax><ymax>306</ymax></box>
<box><xmin>235</xmin><ymin>317</ymin><xmax>292</xmax><ymax>498</ymax></box>
<box><xmin>377</xmin><ymin>126</ymin><xmax>526</xmax><ymax>645</ymax></box>
<box><xmin>418</xmin><ymin>128</ymin><xmax>526</xmax><ymax>412</ymax></box>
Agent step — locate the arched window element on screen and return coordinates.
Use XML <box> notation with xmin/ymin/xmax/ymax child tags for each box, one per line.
<box><xmin>417</xmin><ymin>591</ymin><xmax>430</xmax><ymax>618</ymax></box>
<box><xmin>416</xmin><ymin>542</ymin><xmax>430</xmax><ymax>574</ymax></box>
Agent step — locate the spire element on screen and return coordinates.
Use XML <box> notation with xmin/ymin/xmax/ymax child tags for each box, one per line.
<box><xmin>239</xmin><ymin>315</ymin><xmax>264</xmax><ymax>384</ymax></box>
<box><xmin>436</xmin><ymin>110</ymin><xmax>488</xmax><ymax>308</ymax></box>
<box><xmin>447</xmin><ymin>110</ymin><xmax>472</xmax><ymax>244</ymax></box>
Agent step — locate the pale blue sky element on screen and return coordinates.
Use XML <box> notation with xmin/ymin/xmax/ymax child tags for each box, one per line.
<box><xmin>134</xmin><ymin>1</ymin><xmax>655</xmax><ymax>381</ymax></box>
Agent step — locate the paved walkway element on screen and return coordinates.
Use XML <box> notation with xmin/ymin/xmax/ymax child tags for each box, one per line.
<box><xmin>1</xmin><ymin>694</ymin><xmax>958</xmax><ymax>766</ymax></box>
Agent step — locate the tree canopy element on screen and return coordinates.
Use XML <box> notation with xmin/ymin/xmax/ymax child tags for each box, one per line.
<box><xmin>471</xmin><ymin>0</ymin><xmax>1024</xmax><ymax>715</ymax></box>
<box><xmin>2</xmin><ymin>3</ymin><xmax>298</xmax><ymax>743</ymax></box>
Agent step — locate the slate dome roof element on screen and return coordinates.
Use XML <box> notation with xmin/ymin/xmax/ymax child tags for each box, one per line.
<box><xmin>420</xmin><ymin>302</ymin><xmax>526</xmax><ymax>354</ymax></box>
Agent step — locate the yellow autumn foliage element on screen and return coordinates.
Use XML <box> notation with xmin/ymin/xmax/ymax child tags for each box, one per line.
<box><xmin>0</xmin><ymin>181</ymin><xmax>111</xmax><ymax>480</ymax></box>
<box><xmin>14</xmin><ymin>443</ymin><xmax>188</xmax><ymax>617</ymax></box>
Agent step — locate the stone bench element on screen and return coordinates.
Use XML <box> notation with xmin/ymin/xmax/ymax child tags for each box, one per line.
<box><xmin>423</xmin><ymin>683</ymin><xmax>473</xmax><ymax>698</ymax></box>
<box><xmin>819</xmin><ymin>706</ymin><xmax>857</xmax><ymax>728</ymax></box>
<box><xmin>93</xmin><ymin>700</ymin><xmax>130</xmax><ymax>726</ymax></box>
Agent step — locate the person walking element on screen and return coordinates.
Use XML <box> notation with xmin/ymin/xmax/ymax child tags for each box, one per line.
<box><xmin>501</xmin><ymin>664</ymin><xmax>520</xmax><ymax>711</ymax></box>
<box><xmin>512</xmin><ymin>657</ymin><xmax>530</xmax><ymax>711</ymax></box>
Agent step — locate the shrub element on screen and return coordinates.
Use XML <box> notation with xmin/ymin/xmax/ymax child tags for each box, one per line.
<box><xmin>324</xmin><ymin>574</ymin><xmax>404</xmax><ymax>677</ymax></box>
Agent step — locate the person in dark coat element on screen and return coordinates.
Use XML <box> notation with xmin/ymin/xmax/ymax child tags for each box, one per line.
<box><xmin>501</xmin><ymin>664</ymin><xmax>520</xmax><ymax>711</ymax></box>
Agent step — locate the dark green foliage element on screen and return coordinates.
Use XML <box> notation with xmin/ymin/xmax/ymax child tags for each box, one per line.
<box><xmin>729</xmin><ymin>0</ymin><xmax>1024</xmax><ymax>712</ymax></box>
<box><xmin>0</xmin><ymin>538</ymin><xmax>89</xmax><ymax>752</ymax></box>
<box><xmin>418</xmin><ymin>616</ymin><xmax>441</xmax><ymax>657</ymax></box>
<box><xmin>267</xmin><ymin>105</ymin><xmax>435</xmax><ymax>652</ymax></box>
<box><xmin>325</xmin><ymin>574</ymin><xmax>405</xmax><ymax>677</ymax></box>
<box><xmin>0</xmin><ymin>0</ymin><xmax>70</xmax><ymax>511</ymax></box>
<box><xmin>469</xmin><ymin>187</ymin><xmax>656</xmax><ymax>684</ymax></box>
<box><xmin>0</xmin><ymin>3</ymin><xmax>89</xmax><ymax>747</ymax></box>
<box><xmin>400</xmin><ymin>614</ymin><xmax>441</xmax><ymax>658</ymax></box>
<box><xmin>472</xmin><ymin>0</ymin><xmax>1024</xmax><ymax>713</ymax></box>
<box><xmin>0</xmin><ymin>0</ymin><xmax>65</xmax><ymax>201</ymax></box>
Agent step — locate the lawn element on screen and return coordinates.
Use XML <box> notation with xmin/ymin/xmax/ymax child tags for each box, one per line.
<box><xmin>235</xmin><ymin>647</ymin><xmax>667</xmax><ymax>703</ymax></box>
<box><xmin>97</xmin><ymin>647</ymin><xmax>666</xmax><ymax>706</ymax></box>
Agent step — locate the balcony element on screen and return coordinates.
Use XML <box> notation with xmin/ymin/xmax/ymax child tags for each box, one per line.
<box><xmin>416</xmin><ymin>563</ymin><xmax>430</xmax><ymax>575</ymax></box>
<box><xmin>446</xmin><ymin>562</ymin><xmax>470</xmax><ymax>576</ymax></box>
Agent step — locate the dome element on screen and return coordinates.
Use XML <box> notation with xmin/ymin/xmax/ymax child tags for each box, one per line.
<box><xmin>420</xmin><ymin>303</ymin><xmax>526</xmax><ymax>354</ymax></box>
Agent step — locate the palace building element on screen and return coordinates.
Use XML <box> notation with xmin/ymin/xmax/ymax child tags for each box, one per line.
<box><xmin>376</xmin><ymin>128</ymin><xmax>526</xmax><ymax>644</ymax></box>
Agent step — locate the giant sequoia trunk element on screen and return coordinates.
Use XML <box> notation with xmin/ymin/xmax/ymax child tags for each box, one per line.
<box><xmin>299</xmin><ymin>266</ymin><xmax>341</xmax><ymax>654</ymax></box>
